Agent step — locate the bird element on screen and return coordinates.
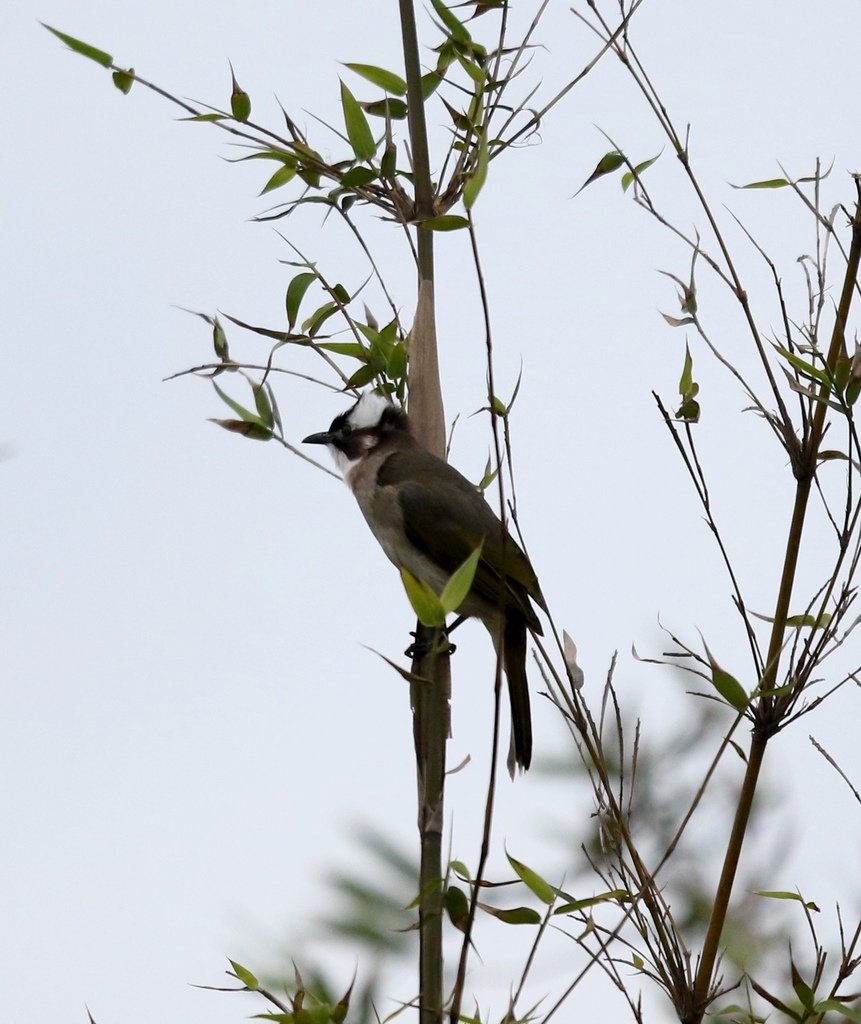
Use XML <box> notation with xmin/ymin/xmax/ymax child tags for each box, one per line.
<box><xmin>303</xmin><ymin>390</ymin><xmax>547</xmax><ymax>774</ymax></box>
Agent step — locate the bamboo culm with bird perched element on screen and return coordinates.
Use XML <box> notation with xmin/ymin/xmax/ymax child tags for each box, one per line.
<box><xmin>304</xmin><ymin>391</ymin><xmax>547</xmax><ymax>776</ymax></box>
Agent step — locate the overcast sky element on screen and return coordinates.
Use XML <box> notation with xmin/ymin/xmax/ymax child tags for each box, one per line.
<box><xmin>4</xmin><ymin>2</ymin><xmax>861</xmax><ymax>1022</ymax></box>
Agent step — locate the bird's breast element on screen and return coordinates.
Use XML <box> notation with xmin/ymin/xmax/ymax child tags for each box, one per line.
<box><xmin>347</xmin><ymin>453</ymin><xmax>452</xmax><ymax>593</ymax></box>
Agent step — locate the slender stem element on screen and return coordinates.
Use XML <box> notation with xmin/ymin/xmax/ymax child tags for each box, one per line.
<box><xmin>809</xmin><ymin>178</ymin><xmax>861</xmax><ymax>450</ymax></box>
<box><xmin>692</xmin><ymin>181</ymin><xmax>861</xmax><ymax>1018</ymax></box>
<box><xmin>410</xmin><ymin>628</ymin><xmax>448</xmax><ymax>1024</ymax></box>
<box><xmin>691</xmin><ymin>734</ymin><xmax>766</xmax><ymax>1015</ymax></box>
<box><xmin>399</xmin><ymin>0</ymin><xmax>434</xmax><ymax>222</ymax></box>
<box><xmin>448</xmin><ymin>215</ymin><xmax>507</xmax><ymax>1024</ymax></box>
<box><xmin>399</xmin><ymin>4</ymin><xmax>448</xmax><ymax>1024</ymax></box>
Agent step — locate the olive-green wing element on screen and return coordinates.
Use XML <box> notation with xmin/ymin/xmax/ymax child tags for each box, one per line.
<box><xmin>378</xmin><ymin>450</ymin><xmax>545</xmax><ymax>623</ymax></box>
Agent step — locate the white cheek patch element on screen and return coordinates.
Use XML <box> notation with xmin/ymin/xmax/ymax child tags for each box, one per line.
<box><xmin>332</xmin><ymin>446</ymin><xmax>359</xmax><ymax>480</ymax></box>
<box><xmin>332</xmin><ymin>431</ymin><xmax>378</xmax><ymax>484</ymax></box>
<box><xmin>346</xmin><ymin>390</ymin><xmax>392</xmax><ymax>430</ymax></box>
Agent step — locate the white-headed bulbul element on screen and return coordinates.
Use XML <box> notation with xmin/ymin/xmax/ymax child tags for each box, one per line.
<box><xmin>303</xmin><ymin>391</ymin><xmax>546</xmax><ymax>774</ymax></box>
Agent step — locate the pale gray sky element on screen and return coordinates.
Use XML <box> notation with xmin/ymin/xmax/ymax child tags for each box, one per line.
<box><xmin>4</xmin><ymin>2</ymin><xmax>861</xmax><ymax>1021</ymax></box>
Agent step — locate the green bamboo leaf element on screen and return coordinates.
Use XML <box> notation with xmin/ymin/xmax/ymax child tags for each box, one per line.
<box><xmin>712</xmin><ymin>665</ymin><xmax>747</xmax><ymax>710</ymax></box>
<box><xmin>212</xmin><ymin>381</ymin><xmax>267</xmax><ymax>427</ymax></box>
<box><xmin>237</xmin><ymin>149</ymin><xmax>297</xmax><ymax>163</ymax></box>
<box><xmin>507</xmin><ymin>853</ymin><xmax>556</xmax><ymax>905</ymax></box>
<box><xmin>267</xmin><ymin>384</ymin><xmax>282</xmax><ymax>434</ymax></box>
<box><xmin>212</xmin><ymin>317</ymin><xmax>229</xmax><ymax>360</ymax></box>
<box><xmin>815</xmin><ymin>999</ymin><xmax>861</xmax><ymax>1023</ymax></box>
<box><xmin>676</xmin><ymin>343</ymin><xmax>700</xmax><ymax>421</ymax></box>
<box><xmin>422</xmin><ymin>215</ymin><xmax>469</xmax><ymax>231</ymax></box>
<box><xmin>362</xmin><ymin>99</ymin><xmax>408</xmax><ymax>121</ymax></box>
<box><xmin>834</xmin><ymin>357</ymin><xmax>852</xmax><ymax>393</ymax></box>
<box><xmin>791</xmin><ymin>961</ymin><xmax>815</xmax><ymax>1011</ymax></box>
<box><xmin>754</xmin><ymin>890</ymin><xmax>820</xmax><ymax>911</ymax></box>
<box><xmin>421</xmin><ymin>70</ymin><xmax>445</xmax><ymax>99</ymax></box>
<box><xmin>702</xmin><ymin>641</ymin><xmax>748</xmax><ymax>710</ymax></box>
<box><xmin>575</xmin><ymin>150</ymin><xmax>626</xmax><ymax>195</ymax></box>
<box><xmin>428</xmin><ymin>0</ymin><xmax>472</xmax><ymax>42</ymax></box>
<box><xmin>440</xmin><ymin>547</ymin><xmax>482</xmax><ymax>615</ymax></box>
<box><xmin>774</xmin><ymin>344</ymin><xmax>828</xmax><ymax>384</ymax></box>
<box><xmin>730</xmin><ymin>177</ymin><xmax>790</xmax><ymax>189</ymax></box>
<box><xmin>477</xmin><ymin>458</ymin><xmax>499</xmax><ymax>493</ymax></box>
<box><xmin>220</xmin><ymin>312</ymin><xmax>298</xmax><ymax>342</ymax></box>
<box><xmin>344</xmin><ymin>63</ymin><xmax>407</xmax><ymax>96</ymax></box>
<box><xmin>595</xmin><ymin>152</ymin><xmax>626</xmax><ymax>174</ymax></box>
<box><xmin>679</xmin><ymin>343</ymin><xmax>695</xmax><ymax>397</ymax></box>
<box><xmin>331</xmin><ymin>979</ymin><xmax>354</xmax><ymax>1024</ymax></box>
<box><xmin>229</xmin><ymin>62</ymin><xmax>251</xmax><ymax>122</ymax></box>
<box><xmin>316</xmin><ymin>342</ymin><xmax>368</xmax><ymax>360</ymax></box>
<box><xmin>450</xmin><ymin>859</ymin><xmax>472</xmax><ymax>881</ymax></box>
<box><xmin>400</xmin><ymin>568</ymin><xmax>446</xmax><ymax>627</ymax></box>
<box><xmin>302</xmin><ymin>301</ymin><xmax>339</xmax><ymax>337</ymax></box>
<box><xmin>463</xmin><ymin>131</ymin><xmax>489</xmax><ymax>210</ymax></box>
<box><xmin>260</xmin><ymin>163</ymin><xmax>297</xmax><ymax>195</ymax></box>
<box><xmin>42</xmin><ymin>24</ymin><xmax>113</xmax><ymax>67</ymax></box>
<box><xmin>294</xmin><ymin>142</ymin><xmax>323</xmax><ymax>186</ymax></box>
<box><xmin>482</xmin><ymin>905</ymin><xmax>542</xmax><ymax>925</ymax></box>
<box><xmin>456</xmin><ymin>50</ymin><xmax>487</xmax><ymax>85</ymax></box>
<box><xmin>387</xmin><ymin>342</ymin><xmax>408</xmax><ymax>381</ymax></box>
<box><xmin>444</xmin><ymin>885</ymin><xmax>470</xmax><ymax>931</ymax></box>
<box><xmin>676</xmin><ymin>398</ymin><xmax>700</xmax><ymax>421</ymax></box>
<box><xmin>784</xmin><ymin>612</ymin><xmax>832</xmax><ymax>629</ymax></box>
<box><xmin>355</xmin><ymin>323</ymin><xmax>382</xmax><ymax>345</ymax></box>
<box><xmin>253</xmin><ymin>384</ymin><xmax>274</xmax><ymax>428</ymax></box>
<box><xmin>346</xmin><ymin>363</ymin><xmax>378</xmax><ymax>389</ymax></box>
<box><xmin>380</xmin><ymin>142</ymin><xmax>398</xmax><ymax>180</ymax></box>
<box><xmin>229</xmin><ymin>960</ymin><xmax>259</xmax><ymax>990</ymax></box>
<box><xmin>179</xmin><ymin>113</ymin><xmax>228</xmax><ymax>122</ymax></box>
<box><xmin>112</xmin><ymin>67</ymin><xmax>134</xmax><ymax>94</ymax></box>
<box><xmin>341</xmin><ymin>166</ymin><xmax>377</xmax><ymax>188</ymax></box>
<box><xmin>209</xmin><ymin>418</ymin><xmax>272</xmax><ymax>441</ymax></box>
<box><xmin>286</xmin><ymin>272</ymin><xmax>317</xmax><ymax>330</ymax></box>
<box><xmin>367</xmin><ymin>328</ymin><xmax>394</xmax><ymax>367</ymax></box>
<box><xmin>621</xmin><ymin>152</ymin><xmax>660</xmax><ymax>192</ymax></box>
<box><xmin>554</xmin><ymin>889</ymin><xmax>630</xmax><ymax>914</ymax></box>
<box><xmin>700</xmin><ymin>634</ymin><xmax>745</xmax><ymax>708</ymax></box>
<box><xmin>340</xmin><ymin>81</ymin><xmax>376</xmax><ymax>162</ymax></box>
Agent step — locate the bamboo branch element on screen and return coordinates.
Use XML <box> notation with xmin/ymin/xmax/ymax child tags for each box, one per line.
<box><xmin>692</xmin><ymin>179</ymin><xmax>861</xmax><ymax>1019</ymax></box>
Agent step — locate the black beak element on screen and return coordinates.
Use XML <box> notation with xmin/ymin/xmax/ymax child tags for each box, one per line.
<box><xmin>302</xmin><ymin>431</ymin><xmax>334</xmax><ymax>445</ymax></box>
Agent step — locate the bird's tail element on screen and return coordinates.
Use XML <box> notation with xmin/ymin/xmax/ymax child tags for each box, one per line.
<box><xmin>503</xmin><ymin>614</ymin><xmax>532</xmax><ymax>776</ymax></box>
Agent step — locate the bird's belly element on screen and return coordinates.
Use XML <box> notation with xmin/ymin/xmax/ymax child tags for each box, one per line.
<box><xmin>349</xmin><ymin>463</ymin><xmax>496</xmax><ymax>622</ymax></box>
<box><xmin>351</xmin><ymin>477</ymin><xmax>460</xmax><ymax>597</ymax></box>
<box><xmin>367</xmin><ymin>514</ymin><xmax>451</xmax><ymax>592</ymax></box>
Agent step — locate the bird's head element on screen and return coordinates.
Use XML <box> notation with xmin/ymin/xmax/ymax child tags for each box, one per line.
<box><xmin>303</xmin><ymin>391</ymin><xmax>411</xmax><ymax>475</ymax></box>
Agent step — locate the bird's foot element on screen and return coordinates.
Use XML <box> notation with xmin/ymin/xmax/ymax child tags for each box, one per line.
<box><xmin>405</xmin><ymin>628</ymin><xmax>457</xmax><ymax>660</ymax></box>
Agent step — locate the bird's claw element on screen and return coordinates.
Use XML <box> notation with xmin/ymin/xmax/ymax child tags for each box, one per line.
<box><xmin>405</xmin><ymin>629</ymin><xmax>456</xmax><ymax>660</ymax></box>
